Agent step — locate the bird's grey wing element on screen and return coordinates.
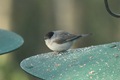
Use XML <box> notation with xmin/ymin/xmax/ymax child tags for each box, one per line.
<box><xmin>54</xmin><ymin>32</ymin><xmax>79</xmax><ymax>44</ymax></box>
<box><xmin>54</xmin><ymin>31</ymin><xmax>91</xmax><ymax>44</ymax></box>
<box><xmin>65</xmin><ymin>35</ymin><xmax>82</xmax><ymax>42</ymax></box>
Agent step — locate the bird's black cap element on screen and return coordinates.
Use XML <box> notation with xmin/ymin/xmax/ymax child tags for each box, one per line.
<box><xmin>44</xmin><ymin>31</ymin><xmax>54</xmax><ymax>39</ymax></box>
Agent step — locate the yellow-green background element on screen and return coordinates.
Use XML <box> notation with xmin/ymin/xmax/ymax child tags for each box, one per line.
<box><xmin>0</xmin><ymin>0</ymin><xmax>120</xmax><ymax>80</ymax></box>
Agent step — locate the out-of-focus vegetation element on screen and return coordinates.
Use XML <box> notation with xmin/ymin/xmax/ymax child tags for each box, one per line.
<box><xmin>0</xmin><ymin>0</ymin><xmax>120</xmax><ymax>80</ymax></box>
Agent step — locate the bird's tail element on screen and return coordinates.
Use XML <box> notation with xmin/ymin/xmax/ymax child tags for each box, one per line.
<box><xmin>66</xmin><ymin>33</ymin><xmax>92</xmax><ymax>42</ymax></box>
<box><xmin>79</xmin><ymin>33</ymin><xmax>92</xmax><ymax>37</ymax></box>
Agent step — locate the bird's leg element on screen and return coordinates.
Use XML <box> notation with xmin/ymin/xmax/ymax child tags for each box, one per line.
<box><xmin>53</xmin><ymin>51</ymin><xmax>60</xmax><ymax>55</ymax></box>
<box><xmin>53</xmin><ymin>50</ymin><xmax>67</xmax><ymax>55</ymax></box>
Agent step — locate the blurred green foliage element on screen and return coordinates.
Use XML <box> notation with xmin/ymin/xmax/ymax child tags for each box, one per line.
<box><xmin>0</xmin><ymin>0</ymin><xmax>120</xmax><ymax>80</ymax></box>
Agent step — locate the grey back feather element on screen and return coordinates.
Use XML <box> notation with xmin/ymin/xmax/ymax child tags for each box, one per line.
<box><xmin>53</xmin><ymin>30</ymin><xmax>80</xmax><ymax>44</ymax></box>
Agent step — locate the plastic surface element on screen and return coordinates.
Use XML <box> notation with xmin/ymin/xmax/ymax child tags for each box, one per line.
<box><xmin>0</xmin><ymin>29</ymin><xmax>24</xmax><ymax>54</ymax></box>
<box><xmin>20</xmin><ymin>42</ymin><xmax>120</xmax><ymax>80</ymax></box>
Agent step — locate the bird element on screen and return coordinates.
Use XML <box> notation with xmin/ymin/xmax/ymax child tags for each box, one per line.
<box><xmin>44</xmin><ymin>30</ymin><xmax>91</xmax><ymax>53</ymax></box>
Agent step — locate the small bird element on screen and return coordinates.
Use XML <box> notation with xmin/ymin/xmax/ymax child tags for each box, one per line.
<box><xmin>44</xmin><ymin>30</ymin><xmax>91</xmax><ymax>53</ymax></box>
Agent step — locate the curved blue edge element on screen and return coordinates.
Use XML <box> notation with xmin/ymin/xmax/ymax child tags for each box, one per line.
<box><xmin>20</xmin><ymin>42</ymin><xmax>120</xmax><ymax>80</ymax></box>
<box><xmin>0</xmin><ymin>29</ymin><xmax>24</xmax><ymax>55</ymax></box>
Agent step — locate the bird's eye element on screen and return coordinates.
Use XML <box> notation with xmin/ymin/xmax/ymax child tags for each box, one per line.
<box><xmin>44</xmin><ymin>31</ymin><xmax>54</xmax><ymax>39</ymax></box>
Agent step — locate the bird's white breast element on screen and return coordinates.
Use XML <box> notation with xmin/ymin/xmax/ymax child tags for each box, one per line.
<box><xmin>45</xmin><ymin>39</ymin><xmax>73</xmax><ymax>52</ymax></box>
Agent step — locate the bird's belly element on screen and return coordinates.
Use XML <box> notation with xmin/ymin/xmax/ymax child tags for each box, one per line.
<box><xmin>47</xmin><ymin>42</ymin><xmax>73</xmax><ymax>52</ymax></box>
